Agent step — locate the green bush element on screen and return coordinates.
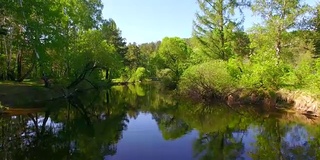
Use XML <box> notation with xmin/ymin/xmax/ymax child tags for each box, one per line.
<box><xmin>227</xmin><ymin>56</ymin><xmax>244</xmax><ymax>81</ymax></box>
<box><xmin>293</xmin><ymin>57</ymin><xmax>320</xmax><ymax>93</ymax></box>
<box><xmin>157</xmin><ymin>68</ymin><xmax>177</xmax><ymax>88</ymax></box>
<box><xmin>237</xmin><ymin>52</ymin><xmax>286</xmax><ymax>90</ymax></box>
<box><xmin>277</xmin><ymin>54</ymin><xmax>320</xmax><ymax>94</ymax></box>
<box><xmin>179</xmin><ymin>60</ymin><xmax>235</xmax><ymax>97</ymax></box>
<box><xmin>129</xmin><ymin>67</ymin><xmax>147</xmax><ymax>82</ymax></box>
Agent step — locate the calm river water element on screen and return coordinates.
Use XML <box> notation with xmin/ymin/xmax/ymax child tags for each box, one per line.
<box><xmin>0</xmin><ymin>83</ymin><xmax>319</xmax><ymax>160</ymax></box>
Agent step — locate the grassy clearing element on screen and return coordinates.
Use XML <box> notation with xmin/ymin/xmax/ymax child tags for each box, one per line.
<box><xmin>0</xmin><ymin>82</ymin><xmax>60</xmax><ymax>108</ymax></box>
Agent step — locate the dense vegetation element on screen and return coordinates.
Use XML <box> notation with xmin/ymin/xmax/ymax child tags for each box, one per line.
<box><xmin>0</xmin><ymin>0</ymin><xmax>319</xmax><ymax>103</ymax></box>
<box><xmin>2</xmin><ymin>1</ymin><xmax>320</xmax><ymax>158</ymax></box>
<box><xmin>183</xmin><ymin>0</ymin><xmax>320</xmax><ymax>100</ymax></box>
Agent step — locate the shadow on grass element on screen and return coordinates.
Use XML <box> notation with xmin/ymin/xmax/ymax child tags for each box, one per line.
<box><xmin>0</xmin><ymin>82</ymin><xmax>60</xmax><ymax>108</ymax></box>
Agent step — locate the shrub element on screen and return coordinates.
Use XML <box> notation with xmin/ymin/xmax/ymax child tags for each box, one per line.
<box><xmin>238</xmin><ymin>52</ymin><xmax>286</xmax><ymax>90</ymax></box>
<box><xmin>295</xmin><ymin>58</ymin><xmax>320</xmax><ymax>93</ymax></box>
<box><xmin>227</xmin><ymin>56</ymin><xmax>244</xmax><ymax>81</ymax></box>
<box><xmin>129</xmin><ymin>67</ymin><xmax>147</xmax><ymax>82</ymax></box>
<box><xmin>279</xmin><ymin>54</ymin><xmax>320</xmax><ymax>94</ymax></box>
<box><xmin>157</xmin><ymin>68</ymin><xmax>177</xmax><ymax>88</ymax></box>
<box><xmin>179</xmin><ymin>60</ymin><xmax>235</xmax><ymax>98</ymax></box>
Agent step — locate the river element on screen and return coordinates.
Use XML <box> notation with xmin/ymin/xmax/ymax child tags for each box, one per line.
<box><xmin>0</xmin><ymin>83</ymin><xmax>319</xmax><ymax>160</ymax></box>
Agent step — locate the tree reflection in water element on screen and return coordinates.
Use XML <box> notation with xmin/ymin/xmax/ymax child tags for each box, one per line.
<box><xmin>0</xmin><ymin>88</ymin><xmax>128</xmax><ymax>160</ymax></box>
<box><xmin>0</xmin><ymin>83</ymin><xmax>320</xmax><ymax>159</ymax></box>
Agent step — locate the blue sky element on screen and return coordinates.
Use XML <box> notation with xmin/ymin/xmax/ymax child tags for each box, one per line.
<box><xmin>102</xmin><ymin>0</ymin><xmax>318</xmax><ymax>44</ymax></box>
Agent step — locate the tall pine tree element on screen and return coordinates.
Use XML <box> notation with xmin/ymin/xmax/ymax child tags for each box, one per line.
<box><xmin>101</xmin><ymin>19</ymin><xmax>128</xmax><ymax>59</ymax></box>
<box><xmin>193</xmin><ymin>0</ymin><xmax>249</xmax><ymax>60</ymax></box>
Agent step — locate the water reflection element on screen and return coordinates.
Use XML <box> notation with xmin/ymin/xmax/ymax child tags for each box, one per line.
<box><xmin>0</xmin><ymin>83</ymin><xmax>320</xmax><ymax>159</ymax></box>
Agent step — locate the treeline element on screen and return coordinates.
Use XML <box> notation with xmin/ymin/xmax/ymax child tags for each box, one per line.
<box><xmin>177</xmin><ymin>0</ymin><xmax>320</xmax><ymax>99</ymax></box>
<box><xmin>1</xmin><ymin>0</ymin><xmax>320</xmax><ymax>98</ymax></box>
<box><xmin>128</xmin><ymin>0</ymin><xmax>320</xmax><ymax>99</ymax></box>
<box><xmin>0</xmin><ymin>0</ymin><xmax>188</xmax><ymax>87</ymax></box>
<box><xmin>139</xmin><ymin>0</ymin><xmax>320</xmax><ymax>100</ymax></box>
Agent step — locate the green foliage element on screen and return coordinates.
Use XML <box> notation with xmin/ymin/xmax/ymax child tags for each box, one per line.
<box><xmin>291</xmin><ymin>57</ymin><xmax>320</xmax><ymax>93</ymax></box>
<box><xmin>0</xmin><ymin>0</ymin><xmax>108</xmax><ymax>83</ymax></box>
<box><xmin>232</xmin><ymin>31</ymin><xmax>251</xmax><ymax>57</ymax></box>
<box><xmin>128</xmin><ymin>67</ymin><xmax>147</xmax><ymax>82</ymax></box>
<box><xmin>138</xmin><ymin>41</ymin><xmax>161</xmax><ymax>77</ymax></box>
<box><xmin>157</xmin><ymin>69</ymin><xmax>176</xmax><ymax>88</ymax></box>
<box><xmin>179</xmin><ymin>60</ymin><xmax>235</xmax><ymax>97</ymax></box>
<box><xmin>1</xmin><ymin>0</ymin><xmax>319</xmax><ymax>102</ymax></box>
<box><xmin>69</xmin><ymin>29</ymin><xmax>121</xmax><ymax>81</ymax></box>
<box><xmin>226</xmin><ymin>56</ymin><xmax>244</xmax><ymax>81</ymax></box>
<box><xmin>238</xmin><ymin>52</ymin><xmax>286</xmax><ymax>90</ymax></box>
<box><xmin>0</xmin><ymin>55</ymin><xmax>6</xmax><ymax>78</ymax></box>
<box><xmin>267</xmin><ymin>51</ymin><xmax>320</xmax><ymax>94</ymax></box>
<box><xmin>125</xmin><ymin>43</ymin><xmax>141</xmax><ymax>69</ymax></box>
<box><xmin>189</xmin><ymin>37</ymin><xmax>212</xmax><ymax>65</ymax></box>
<box><xmin>101</xmin><ymin>19</ymin><xmax>128</xmax><ymax>59</ymax></box>
<box><xmin>156</xmin><ymin>37</ymin><xmax>192</xmax><ymax>84</ymax></box>
<box><xmin>193</xmin><ymin>0</ymin><xmax>249</xmax><ymax>60</ymax></box>
<box><xmin>311</xmin><ymin>4</ymin><xmax>320</xmax><ymax>55</ymax></box>
<box><xmin>248</xmin><ymin>25</ymin><xmax>276</xmax><ymax>56</ymax></box>
<box><xmin>251</xmin><ymin>0</ymin><xmax>310</xmax><ymax>59</ymax></box>
<box><xmin>292</xmin><ymin>55</ymin><xmax>314</xmax><ymax>86</ymax></box>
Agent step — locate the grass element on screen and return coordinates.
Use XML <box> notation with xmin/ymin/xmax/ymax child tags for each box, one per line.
<box><xmin>0</xmin><ymin>81</ymin><xmax>60</xmax><ymax>108</ymax></box>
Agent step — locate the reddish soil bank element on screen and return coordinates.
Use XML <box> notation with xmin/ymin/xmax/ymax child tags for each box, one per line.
<box><xmin>277</xmin><ymin>89</ymin><xmax>320</xmax><ymax>116</ymax></box>
<box><xmin>225</xmin><ymin>89</ymin><xmax>319</xmax><ymax>116</ymax></box>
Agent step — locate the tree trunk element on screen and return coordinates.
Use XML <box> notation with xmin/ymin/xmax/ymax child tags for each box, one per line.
<box><xmin>276</xmin><ymin>40</ymin><xmax>281</xmax><ymax>59</ymax></box>
<box><xmin>17</xmin><ymin>61</ymin><xmax>35</xmax><ymax>82</ymax></box>
<box><xmin>42</xmin><ymin>74</ymin><xmax>50</xmax><ymax>88</ymax></box>
<box><xmin>106</xmin><ymin>89</ymin><xmax>110</xmax><ymax>104</ymax></box>
<box><xmin>0</xmin><ymin>39</ymin><xmax>3</xmax><ymax>80</ymax></box>
<box><xmin>275</xmin><ymin>26</ymin><xmax>282</xmax><ymax>65</ymax></box>
<box><xmin>6</xmin><ymin>33</ymin><xmax>12</xmax><ymax>80</ymax></box>
<box><xmin>67</xmin><ymin>62</ymin><xmax>97</xmax><ymax>89</ymax></box>
<box><xmin>4</xmin><ymin>36</ymin><xmax>8</xmax><ymax>80</ymax></box>
<box><xmin>17</xmin><ymin>48</ymin><xmax>22</xmax><ymax>80</ymax></box>
<box><xmin>105</xmin><ymin>68</ymin><xmax>109</xmax><ymax>80</ymax></box>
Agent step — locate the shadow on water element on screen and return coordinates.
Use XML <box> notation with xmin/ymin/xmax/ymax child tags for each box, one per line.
<box><xmin>1</xmin><ymin>82</ymin><xmax>320</xmax><ymax>160</ymax></box>
<box><xmin>0</xmin><ymin>87</ymin><xmax>128</xmax><ymax>160</ymax></box>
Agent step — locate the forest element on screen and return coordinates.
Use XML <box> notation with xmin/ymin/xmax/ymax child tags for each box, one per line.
<box><xmin>0</xmin><ymin>0</ymin><xmax>320</xmax><ymax>113</ymax></box>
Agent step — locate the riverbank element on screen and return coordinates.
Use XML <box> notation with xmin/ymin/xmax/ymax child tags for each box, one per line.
<box><xmin>277</xmin><ymin>89</ymin><xmax>320</xmax><ymax>116</ymax></box>
<box><xmin>0</xmin><ymin>78</ymin><xmax>131</xmax><ymax>109</ymax></box>
<box><xmin>0</xmin><ymin>82</ymin><xmax>60</xmax><ymax>107</ymax></box>
<box><xmin>216</xmin><ymin>88</ymin><xmax>320</xmax><ymax>116</ymax></box>
<box><xmin>1</xmin><ymin>80</ymin><xmax>319</xmax><ymax>117</ymax></box>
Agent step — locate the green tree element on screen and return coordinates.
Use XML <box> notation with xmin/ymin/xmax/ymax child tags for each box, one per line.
<box><xmin>251</xmin><ymin>0</ymin><xmax>309</xmax><ymax>60</ymax></box>
<box><xmin>193</xmin><ymin>0</ymin><xmax>249</xmax><ymax>60</ymax></box>
<box><xmin>0</xmin><ymin>0</ymin><xmax>105</xmax><ymax>83</ymax></box>
<box><xmin>70</xmin><ymin>29</ymin><xmax>121</xmax><ymax>81</ymax></box>
<box><xmin>101</xmin><ymin>19</ymin><xmax>127</xmax><ymax>59</ymax></box>
<box><xmin>128</xmin><ymin>67</ymin><xmax>147</xmax><ymax>82</ymax></box>
<box><xmin>125</xmin><ymin>42</ymin><xmax>141</xmax><ymax>70</ymax></box>
<box><xmin>139</xmin><ymin>41</ymin><xmax>161</xmax><ymax>77</ymax></box>
<box><xmin>309</xmin><ymin>4</ymin><xmax>320</xmax><ymax>56</ymax></box>
<box><xmin>156</xmin><ymin>37</ymin><xmax>192</xmax><ymax>84</ymax></box>
<box><xmin>101</xmin><ymin>19</ymin><xmax>127</xmax><ymax>79</ymax></box>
